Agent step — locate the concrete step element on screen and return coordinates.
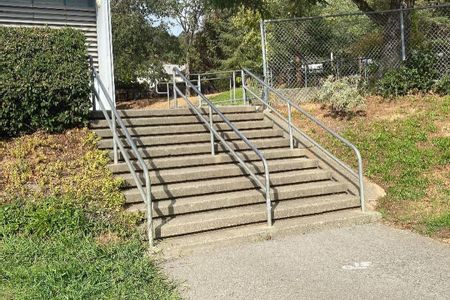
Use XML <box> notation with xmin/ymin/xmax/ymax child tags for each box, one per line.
<box><xmin>152</xmin><ymin>194</ymin><xmax>360</xmax><ymax>238</ymax></box>
<box><xmin>98</xmin><ymin>128</ymin><xmax>284</xmax><ymax>149</ymax></box>
<box><xmin>157</xmin><ymin>209</ymin><xmax>381</xmax><ymax>257</ymax></box>
<box><xmin>128</xmin><ymin>182</ymin><xmax>350</xmax><ymax>216</ymax></box>
<box><xmin>120</xmin><ymin>158</ymin><xmax>319</xmax><ymax>186</ymax></box>
<box><xmin>112</xmin><ymin>137</ymin><xmax>292</xmax><ymax>160</ymax></box>
<box><xmin>109</xmin><ymin>148</ymin><xmax>309</xmax><ymax>173</ymax></box>
<box><xmin>89</xmin><ymin>106</ymin><xmax>369</xmax><ymax>245</ymax></box>
<box><xmin>93</xmin><ymin>119</ymin><xmax>274</xmax><ymax>138</ymax></box>
<box><xmin>89</xmin><ymin>106</ymin><xmax>258</xmax><ymax>120</ymax></box>
<box><xmin>90</xmin><ymin>112</ymin><xmax>264</xmax><ymax>129</ymax></box>
<box><xmin>124</xmin><ymin>174</ymin><xmax>343</xmax><ymax>204</ymax></box>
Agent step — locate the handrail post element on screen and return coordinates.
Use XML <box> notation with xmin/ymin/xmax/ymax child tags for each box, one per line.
<box><xmin>209</xmin><ymin>105</ymin><xmax>215</xmax><ymax>155</ymax></box>
<box><xmin>241</xmin><ymin>70</ymin><xmax>247</xmax><ymax>105</ymax></box>
<box><xmin>166</xmin><ymin>82</ymin><xmax>170</xmax><ymax>105</ymax></box>
<box><xmin>112</xmin><ymin>112</ymin><xmax>118</xmax><ymax>164</ymax></box>
<box><xmin>198</xmin><ymin>74</ymin><xmax>202</xmax><ymax>107</ymax></box>
<box><xmin>287</xmin><ymin>102</ymin><xmax>294</xmax><ymax>149</ymax></box>
<box><xmin>172</xmin><ymin>73</ymin><xmax>177</xmax><ymax>109</ymax></box>
<box><xmin>357</xmin><ymin>152</ymin><xmax>366</xmax><ymax>212</ymax></box>
<box><xmin>232</xmin><ymin>71</ymin><xmax>236</xmax><ymax>103</ymax></box>
<box><xmin>264</xmin><ymin>163</ymin><xmax>273</xmax><ymax>226</ymax></box>
<box><xmin>229</xmin><ymin>76</ymin><xmax>232</xmax><ymax>102</ymax></box>
<box><xmin>145</xmin><ymin>175</ymin><xmax>153</xmax><ymax>246</ymax></box>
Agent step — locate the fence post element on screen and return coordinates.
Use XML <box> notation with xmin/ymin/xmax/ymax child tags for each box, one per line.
<box><xmin>260</xmin><ymin>20</ymin><xmax>269</xmax><ymax>104</ymax></box>
<box><xmin>400</xmin><ymin>6</ymin><xmax>406</xmax><ymax>61</ymax></box>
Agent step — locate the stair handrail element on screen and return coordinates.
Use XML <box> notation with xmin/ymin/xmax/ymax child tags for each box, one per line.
<box><xmin>242</xmin><ymin>68</ymin><xmax>365</xmax><ymax>211</ymax></box>
<box><xmin>89</xmin><ymin>59</ymin><xmax>154</xmax><ymax>246</ymax></box>
<box><xmin>172</xmin><ymin>67</ymin><xmax>274</xmax><ymax>226</ymax></box>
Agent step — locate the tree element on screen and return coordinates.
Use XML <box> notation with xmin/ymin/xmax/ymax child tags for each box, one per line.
<box><xmin>194</xmin><ymin>0</ymin><xmax>323</xmax><ymax>74</ymax></box>
<box><xmin>111</xmin><ymin>0</ymin><xmax>181</xmax><ymax>87</ymax></box>
<box><xmin>207</xmin><ymin>0</ymin><xmax>324</xmax><ymax>18</ymax></box>
<box><xmin>193</xmin><ymin>8</ymin><xmax>263</xmax><ymax>72</ymax></box>
<box><xmin>166</xmin><ymin>0</ymin><xmax>206</xmax><ymax>78</ymax></box>
<box><xmin>350</xmin><ymin>0</ymin><xmax>416</xmax><ymax>68</ymax></box>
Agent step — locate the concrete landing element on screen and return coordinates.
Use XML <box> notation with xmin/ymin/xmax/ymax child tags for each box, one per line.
<box><xmin>162</xmin><ymin>223</ymin><xmax>450</xmax><ymax>300</ymax></box>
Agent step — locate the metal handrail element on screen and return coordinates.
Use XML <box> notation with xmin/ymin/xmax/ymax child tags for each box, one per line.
<box><xmin>173</xmin><ymin>67</ymin><xmax>273</xmax><ymax>226</ymax></box>
<box><xmin>155</xmin><ymin>81</ymin><xmax>170</xmax><ymax>107</ymax></box>
<box><xmin>89</xmin><ymin>61</ymin><xmax>154</xmax><ymax>246</ymax></box>
<box><xmin>242</xmin><ymin>68</ymin><xmax>366</xmax><ymax>211</ymax></box>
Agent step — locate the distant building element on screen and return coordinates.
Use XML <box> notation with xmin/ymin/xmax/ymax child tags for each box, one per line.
<box><xmin>137</xmin><ymin>63</ymin><xmax>187</xmax><ymax>86</ymax></box>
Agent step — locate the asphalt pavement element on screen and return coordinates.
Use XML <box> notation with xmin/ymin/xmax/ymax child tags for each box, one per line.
<box><xmin>163</xmin><ymin>223</ymin><xmax>450</xmax><ymax>300</ymax></box>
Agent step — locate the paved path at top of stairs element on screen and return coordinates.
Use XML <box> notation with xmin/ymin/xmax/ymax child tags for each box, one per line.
<box><xmin>163</xmin><ymin>224</ymin><xmax>450</xmax><ymax>300</ymax></box>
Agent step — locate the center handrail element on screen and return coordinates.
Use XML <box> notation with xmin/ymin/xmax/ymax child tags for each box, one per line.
<box><xmin>89</xmin><ymin>60</ymin><xmax>154</xmax><ymax>246</ymax></box>
<box><xmin>242</xmin><ymin>68</ymin><xmax>365</xmax><ymax>211</ymax></box>
<box><xmin>172</xmin><ymin>67</ymin><xmax>273</xmax><ymax>226</ymax></box>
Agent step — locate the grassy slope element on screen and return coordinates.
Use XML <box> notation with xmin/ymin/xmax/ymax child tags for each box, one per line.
<box><xmin>0</xmin><ymin>130</ymin><xmax>178</xmax><ymax>299</ymax></box>
<box><xmin>295</xmin><ymin>95</ymin><xmax>449</xmax><ymax>239</ymax></box>
<box><xmin>208</xmin><ymin>87</ymin><xmax>244</xmax><ymax>105</ymax></box>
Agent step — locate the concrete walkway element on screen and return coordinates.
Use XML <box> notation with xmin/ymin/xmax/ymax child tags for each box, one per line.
<box><xmin>163</xmin><ymin>223</ymin><xmax>450</xmax><ymax>300</ymax></box>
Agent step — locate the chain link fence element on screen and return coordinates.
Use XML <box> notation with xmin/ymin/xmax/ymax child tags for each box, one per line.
<box><xmin>261</xmin><ymin>4</ymin><xmax>450</xmax><ymax>102</ymax></box>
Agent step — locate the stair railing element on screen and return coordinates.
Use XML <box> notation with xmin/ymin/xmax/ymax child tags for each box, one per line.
<box><xmin>172</xmin><ymin>67</ymin><xmax>274</xmax><ymax>226</ymax></box>
<box><xmin>89</xmin><ymin>59</ymin><xmax>154</xmax><ymax>246</ymax></box>
<box><xmin>242</xmin><ymin>68</ymin><xmax>366</xmax><ymax>211</ymax></box>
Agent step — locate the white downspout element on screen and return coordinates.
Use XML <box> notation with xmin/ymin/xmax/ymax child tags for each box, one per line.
<box><xmin>95</xmin><ymin>0</ymin><xmax>115</xmax><ymax>110</ymax></box>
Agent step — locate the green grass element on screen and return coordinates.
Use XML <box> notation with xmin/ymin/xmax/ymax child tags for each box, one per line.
<box><xmin>426</xmin><ymin>214</ymin><xmax>450</xmax><ymax>235</ymax></box>
<box><xmin>208</xmin><ymin>87</ymin><xmax>244</xmax><ymax>105</ymax></box>
<box><xmin>0</xmin><ymin>198</ymin><xmax>178</xmax><ymax>300</ymax></box>
<box><xmin>0</xmin><ymin>130</ymin><xmax>178</xmax><ymax>299</ymax></box>
<box><xmin>302</xmin><ymin>95</ymin><xmax>450</xmax><ymax>237</ymax></box>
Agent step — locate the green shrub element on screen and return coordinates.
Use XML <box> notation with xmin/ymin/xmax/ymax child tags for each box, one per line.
<box><xmin>0</xmin><ymin>129</ymin><xmax>125</xmax><ymax>210</ymax></box>
<box><xmin>0</xmin><ymin>27</ymin><xmax>91</xmax><ymax>137</ymax></box>
<box><xmin>316</xmin><ymin>75</ymin><xmax>365</xmax><ymax>113</ymax></box>
<box><xmin>433</xmin><ymin>73</ymin><xmax>450</xmax><ymax>95</ymax></box>
<box><xmin>377</xmin><ymin>46</ymin><xmax>439</xmax><ymax>98</ymax></box>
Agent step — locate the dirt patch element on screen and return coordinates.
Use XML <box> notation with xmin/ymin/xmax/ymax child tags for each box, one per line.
<box><xmin>95</xmin><ymin>231</ymin><xmax>121</xmax><ymax>246</ymax></box>
<box><xmin>433</xmin><ymin>119</ymin><xmax>450</xmax><ymax>137</ymax></box>
<box><xmin>116</xmin><ymin>92</ymin><xmax>222</xmax><ymax>110</ymax></box>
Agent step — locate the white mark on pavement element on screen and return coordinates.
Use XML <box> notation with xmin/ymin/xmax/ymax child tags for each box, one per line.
<box><xmin>342</xmin><ymin>261</ymin><xmax>372</xmax><ymax>270</ymax></box>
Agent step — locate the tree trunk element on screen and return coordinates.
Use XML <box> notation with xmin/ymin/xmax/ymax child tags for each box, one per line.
<box><xmin>185</xmin><ymin>36</ymin><xmax>191</xmax><ymax>97</ymax></box>
<box><xmin>381</xmin><ymin>13</ymin><xmax>402</xmax><ymax>72</ymax></box>
<box><xmin>351</xmin><ymin>0</ymin><xmax>415</xmax><ymax>73</ymax></box>
<box><xmin>185</xmin><ymin>52</ymin><xmax>191</xmax><ymax>97</ymax></box>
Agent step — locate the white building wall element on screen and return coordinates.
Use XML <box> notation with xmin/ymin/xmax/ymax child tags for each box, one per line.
<box><xmin>95</xmin><ymin>0</ymin><xmax>115</xmax><ymax>110</ymax></box>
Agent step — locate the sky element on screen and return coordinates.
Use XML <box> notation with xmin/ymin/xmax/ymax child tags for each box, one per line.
<box><xmin>158</xmin><ymin>17</ymin><xmax>183</xmax><ymax>36</ymax></box>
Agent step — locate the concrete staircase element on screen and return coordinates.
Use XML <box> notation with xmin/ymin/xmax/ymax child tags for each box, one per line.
<box><xmin>90</xmin><ymin>106</ymin><xmax>378</xmax><ymax>249</ymax></box>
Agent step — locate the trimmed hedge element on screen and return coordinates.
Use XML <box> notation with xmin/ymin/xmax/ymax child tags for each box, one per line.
<box><xmin>0</xmin><ymin>27</ymin><xmax>91</xmax><ymax>137</ymax></box>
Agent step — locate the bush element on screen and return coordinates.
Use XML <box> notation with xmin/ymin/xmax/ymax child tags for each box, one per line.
<box><xmin>377</xmin><ymin>46</ymin><xmax>439</xmax><ymax>98</ymax></box>
<box><xmin>433</xmin><ymin>73</ymin><xmax>450</xmax><ymax>95</ymax></box>
<box><xmin>316</xmin><ymin>75</ymin><xmax>365</xmax><ymax>113</ymax></box>
<box><xmin>0</xmin><ymin>129</ymin><xmax>125</xmax><ymax>210</ymax></box>
<box><xmin>0</xmin><ymin>27</ymin><xmax>91</xmax><ymax>138</ymax></box>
